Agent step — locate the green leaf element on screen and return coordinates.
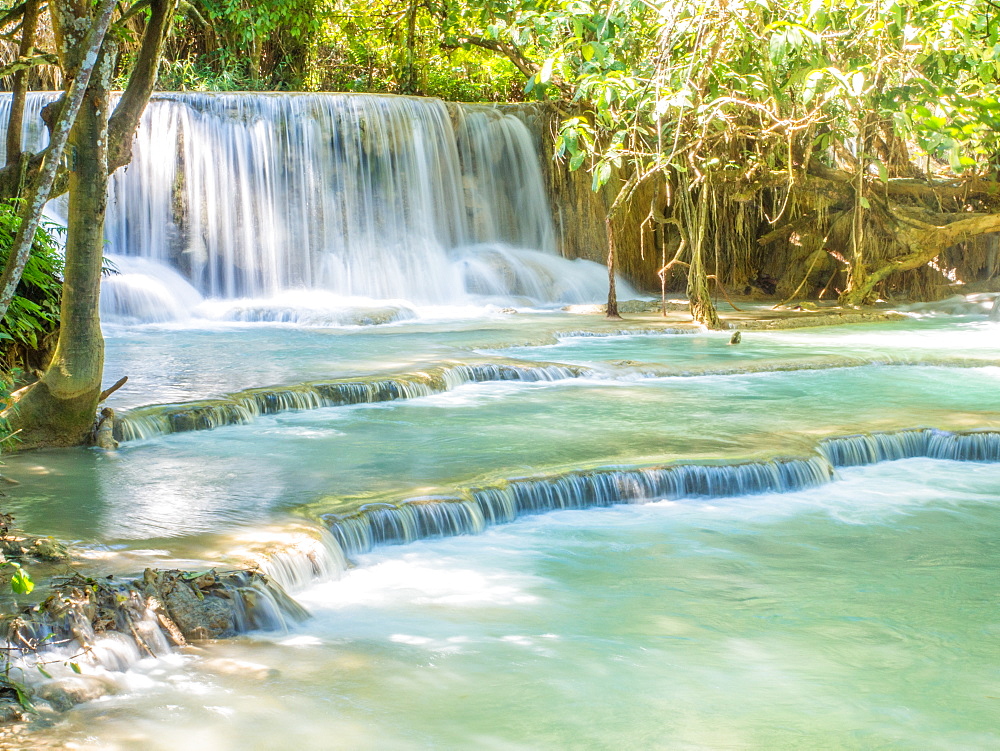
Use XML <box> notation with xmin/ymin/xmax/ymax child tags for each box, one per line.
<box><xmin>591</xmin><ymin>161</ymin><xmax>612</xmax><ymax>191</ymax></box>
<box><xmin>69</xmin><ymin>662</ymin><xmax>82</xmax><ymax>674</ymax></box>
<box><xmin>569</xmin><ymin>151</ymin><xmax>586</xmax><ymax>170</ymax></box>
<box><xmin>859</xmin><ymin>196</ymin><xmax>871</xmax><ymax>209</ymax></box>
<box><xmin>11</xmin><ymin>568</ymin><xmax>34</xmax><ymax>595</ymax></box>
<box><xmin>36</xmin><ymin>665</ymin><xmax>51</xmax><ymax>679</ymax></box>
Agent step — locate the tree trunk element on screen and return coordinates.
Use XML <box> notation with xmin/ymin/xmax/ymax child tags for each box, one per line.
<box><xmin>8</xmin><ymin>86</ymin><xmax>110</xmax><ymax>447</ymax></box>
<box><xmin>688</xmin><ymin>241</ymin><xmax>721</xmax><ymax>328</ymax></box>
<box><xmin>686</xmin><ymin>186</ymin><xmax>722</xmax><ymax>329</ymax></box>
<box><xmin>0</xmin><ymin>0</ymin><xmax>117</xmax><ymax>320</ymax></box>
<box><xmin>838</xmin><ymin>209</ymin><xmax>1000</xmax><ymax>308</ymax></box>
<box><xmin>5</xmin><ymin>0</ymin><xmax>41</xmax><ymax>167</ymax></box>
<box><xmin>604</xmin><ymin>216</ymin><xmax>621</xmax><ymax>319</ymax></box>
<box><xmin>402</xmin><ymin>0</ymin><xmax>419</xmax><ymax>94</ymax></box>
<box><xmin>2</xmin><ymin>0</ymin><xmax>175</xmax><ymax>448</ymax></box>
<box><xmin>3</xmin><ymin>0</ymin><xmax>119</xmax><ymax>449</ymax></box>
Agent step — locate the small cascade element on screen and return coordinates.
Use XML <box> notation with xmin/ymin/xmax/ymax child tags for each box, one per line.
<box><xmin>327</xmin><ymin>498</ymin><xmax>486</xmax><ymax>556</ymax></box>
<box><xmin>231</xmin><ymin>526</ymin><xmax>349</xmax><ymax>592</ymax></box>
<box><xmin>455</xmin><ymin>362</ymin><xmax>584</xmax><ymax>383</ymax></box>
<box><xmin>319</xmin><ymin>428</ymin><xmax>1000</xmax><ymax>559</ymax></box>
<box><xmin>115</xmin><ymin>361</ymin><xmax>592</xmax><ymax>441</ymax></box>
<box><xmin>819</xmin><ymin>428</ymin><xmax>1000</xmax><ymax>467</ymax></box>
<box><xmin>1</xmin><ymin>568</ymin><xmax>309</xmax><ymax>709</ymax></box>
<box><xmin>469</xmin><ymin>458</ymin><xmax>834</xmax><ymax>525</ymax></box>
<box><xmin>555</xmin><ymin>329</ymin><xmax>700</xmax><ymax>338</ymax></box>
<box><xmin>100</xmin><ymin>254</ymin><xmax>203</xmax><ymax>323</ymax></box>
<box><xmin>322</xmin><ymin>457</ymin><xmax>833</xmax><ymax>556</ymax></box>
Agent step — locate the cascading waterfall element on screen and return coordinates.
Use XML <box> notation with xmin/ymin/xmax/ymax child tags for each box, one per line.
<box><xmin>323</xmin><ymin>457</ymin><xmax>836</xmax><ymax>556</ymax></box>
<box><xmin>318</xmin><ymin>427</ymin><xmax>1000</xmax><ymax>558</ymax></box>
<box><xmin>115</xmin><ymin>360</ymin><xmax>591</xmax><ymax>441</ymax></box>
<box><xmin>819</xmin><ymin>428</ymin><xmax>1000</xmax><ymax>466</ymax></box>
<box><xmin>0</xmin><ymin>92</ymin><xmax>625</xmax><ymax>322</ymax></box>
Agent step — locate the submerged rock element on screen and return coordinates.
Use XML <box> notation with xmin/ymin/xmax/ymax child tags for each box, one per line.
<box><xmin>0</xmin><ymin>535</ymin><xmax>69</xmax><ymax>564</ymax></box>
<box><xmin>35</xmin><ymin>675</ymin><xmax>120</xmax><ymax>712</ymax></box>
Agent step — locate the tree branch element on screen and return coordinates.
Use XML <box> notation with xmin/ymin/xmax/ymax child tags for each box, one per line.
<box><xmin>0</xmin><ymin>51</ymin><xmax>59</xmax><ymax>79</ymax></box>
<box><xmin>107</xmin><ymin>0</ymin><xmax>177</xmax><ymax>173</ymax></box>
<box><xmin>0</xmin><ymin>0</ymin><xmax>118</xmax><ymax>320</ymax></box>
<box><xmin>4</xmin><ymin>0</ymin><xmax>42</xmax><ymax>168</ymax></box>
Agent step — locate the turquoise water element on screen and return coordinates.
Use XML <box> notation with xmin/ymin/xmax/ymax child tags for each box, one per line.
<box><xmin>493</xmin><ymin>317</ymin><xmax>1000</xmax><ymax>372</ymax></box>
<box><xmin>29</xmin><ymin>459</ymin><xmax>1000</xmax><ymax>749</ymax></box>
<box><xmin>5</xmin><ymin>313</ymin><xmax>1000</xmax><ymax>748</ymax></box>
<box><xmin>6</xmin><ymin>364</ymin><xmax>1000</xmax><ymax>541</ymax></box>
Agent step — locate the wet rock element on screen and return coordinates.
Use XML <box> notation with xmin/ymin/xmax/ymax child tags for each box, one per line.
<box><xmin>93</xmin><ymin>407</ymin><xmax>119</xmax><ymax>450</ymax></box>
<box><xmin>729</xmin><ymin>331</ymin><xmax>742</xmax><ymax>345</ymax></box>
<box><xmin>142</xmin><ymin>569</ymin><xmax>236</xmax><ymax>640</ymax></box>
<box><xmin>36</xmin><ymin>675</ymin><xmax>119</xmax><ymax>712</ymax></box>
<box><xmin>0</xmin><ymin>534</ymin><xmax>69</xmax><ymax>563</ymax></box>
<box><xmin>345</xmin><ymin>305</ymin><xmax>416</xmax><ymax>326</ymax></box>
<box><xmin>0</xmin><ymin>685</ymin><xmax>26</xmax><ymax>724</ymax></box>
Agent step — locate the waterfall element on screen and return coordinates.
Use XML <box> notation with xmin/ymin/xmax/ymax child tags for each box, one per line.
<box><xmin>323</xmin><ymin>457</ymin><xmax>834</xmax><ymax>556</ymax></box>
<box><xmin>0</xmin><ymin>92</ymin><xmax>625</xmax><ymax>321</ymax></box>
<box><xmin>819</xmin><ymin>428</ymin><xmax>1000</xmax><ymax>467</ymax></box>
<box><xmin>115</xmin><ymin>360</ymin><xmax>592</xmax><ymax>441</ymax></box>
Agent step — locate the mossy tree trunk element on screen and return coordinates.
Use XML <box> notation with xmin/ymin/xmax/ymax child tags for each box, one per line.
<box><xmin>7</xmin><ymin>3</ymin><xmax>117</xmax><ymax>447</ymax></box>
<box><xmin>838</xmin><ymin>209</ymin><xmax>1000</xmax><ymax>307</ymax></box>
<box><xmin>4</xmin><ymin>0</ymin><xmax>176</xmax><ymax>449</ymax></box>
<box><xmin>604</xmin><ymin>216</ymin><xmax>621</xmax><ymax>319</ymax></box>
<box><xmin>683</xmin><ymin>179</ymin><xmax>722</xmax><ymax>328</ymax></box>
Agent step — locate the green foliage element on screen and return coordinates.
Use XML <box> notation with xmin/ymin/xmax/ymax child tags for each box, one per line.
<box><xmin>3</xmin><ymin>562</ymin><xmax>33</xmax><ymax>596</ymax></box>
<box><xmin>441</xmin><ymin>0</ymin><xmax>1000</xmax><ymax>188</ymax></box>
<box><xmin>0</xmin><ymin>202</ymin><xmax>63</xmax><ymax>361</ymax></box>
<box><xmin>158</xmin><ymin>0</ymin><xmax>523</xmax><ymax>100</ymax></box>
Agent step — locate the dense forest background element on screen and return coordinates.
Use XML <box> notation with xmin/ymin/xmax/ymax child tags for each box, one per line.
<box><xmin>1</xmin><ymin>0</ymin><xmax>1000</xmax><ymax>445</ymax></box>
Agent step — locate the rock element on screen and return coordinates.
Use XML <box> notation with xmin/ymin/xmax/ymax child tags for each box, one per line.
<box><xmin>729</xmin><ymin>331</ymin><xmax>742</xmax><ymax>345</ymax></box>
<box><xmin>146</xmin><ymin>571</ymin><xmax>237</xmax><ymax>640</ymax></box>
<box><xmin>93</xmin><ymin>407</ymin><xmax>119</xmax><ymax>450</ymax></box>
<box><xmin>36</xmin><ymin>675</ymin><xmax>119</xmax><ymax>712</ymax></box>
<box><xmin>31</xmin><ymin>537</ymin><xmax>69</xmax><ymax>562</ymax></box>
<box><xmin>346</xmin><ymin>305</ymin><xmax>416</xmax><ymax>326</ymax></box>
<box><xmin>499</xmin><ymin>307</ymin><xmax>517</xmax><ymax>314</ymax></box>
<box><xmin>0</xmin><ymin>685</ymin><xmax>26</xmax><ymax>724</ymax></box>
<box><xmin>0</xmin><ymin>697</ymin><xmax>24</xmax><ymax>724</ymax></box>
<box><xmin>0</xmin><ymin>535</ymin><xmax>69</xmax><ymax>563</ymax></box>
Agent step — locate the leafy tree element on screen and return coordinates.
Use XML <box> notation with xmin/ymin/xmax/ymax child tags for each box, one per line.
<box><xmin>436</xmin><ymin>0</ymin><xmax>1000</xmax><ymax>318</ymax></box>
